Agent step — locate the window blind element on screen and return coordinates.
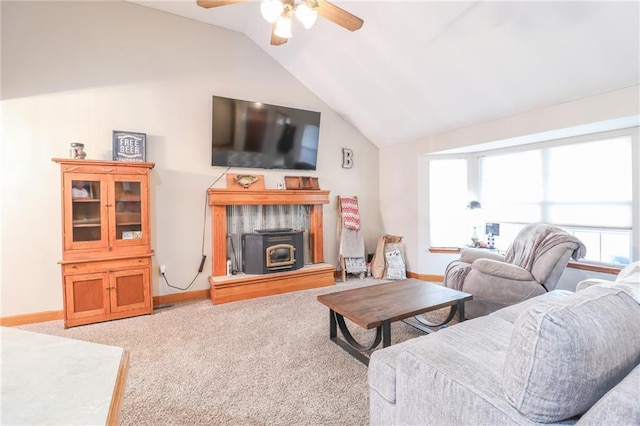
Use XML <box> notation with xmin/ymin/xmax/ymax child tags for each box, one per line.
<box><xmin>479</xmin><ymin>137</ymin><xmax>632</xmax><ymax>229</ymax></box>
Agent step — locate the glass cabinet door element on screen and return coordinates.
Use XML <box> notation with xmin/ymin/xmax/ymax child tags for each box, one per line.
<box><xmin>111</xmin><ymin>175</ymin><xmax>148</xmax><ymax>248</ymax></box>
<box><xmin>63</xmin><ymin>171</ymin><xmax>149</xmax><ymax>252</ymax></box>
<box><xmin>70</xmin><ymin>178</ymin><xmax>103</xmax><ymax>244</ymax></box>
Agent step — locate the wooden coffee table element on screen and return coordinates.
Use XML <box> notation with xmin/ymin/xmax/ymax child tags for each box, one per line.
<box><xmin>316</xmin><ymin>279</ymin><xmax>472</xmax><ymax>365</ymax></box>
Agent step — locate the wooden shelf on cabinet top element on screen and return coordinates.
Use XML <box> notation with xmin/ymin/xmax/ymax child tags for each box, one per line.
<box><xmin>52</xmin><ymin>158</ymin><xmax>155</xmax><ymax>170</ymax></box>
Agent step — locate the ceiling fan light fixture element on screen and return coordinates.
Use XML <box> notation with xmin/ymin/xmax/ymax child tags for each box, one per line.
<box><xmin>260</xmin><ymin>0</ymin><xmax>284</xmax><ymax>23</ymax></box>
<box><xmin>295</xmin><ymin>3</ymin><xmax>318</xmax><ymax>29</ymax></box>
<box><xmin>274</xmin><ymin>14</ymin><xmax>293</xmax><ymax>38</ymax></box>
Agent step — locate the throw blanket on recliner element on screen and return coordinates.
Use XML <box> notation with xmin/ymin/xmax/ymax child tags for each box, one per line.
<box><xmin>443</xmin><ymin>223</ymin><xmax>587</xmax><ymax>292</ymax></box>
<box><xmin>504</xmin><ymin>223</ymin><xmax>586</xmax><ymax>272</ymax></box>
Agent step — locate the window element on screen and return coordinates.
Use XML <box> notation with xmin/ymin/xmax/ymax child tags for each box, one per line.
<box><xmin>429</xmin><ymin>158</ymin><xmax>468</xmax><ymax>247</ymax></box>
<box><xmin>480</xmin><ymin>137</ymin><xmax>632</xmax><ymax>227</ymax></box>
<box><xmin>428</xmin><ymin>132</ymin><xmax>636</xmax><ymax>265</ymax></box>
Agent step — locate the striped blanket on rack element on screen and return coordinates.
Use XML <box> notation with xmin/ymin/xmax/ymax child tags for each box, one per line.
<box><xmin>340</xmin><ymin>197</ymin><xmax>360</xmax><ymax>231</ymax></box>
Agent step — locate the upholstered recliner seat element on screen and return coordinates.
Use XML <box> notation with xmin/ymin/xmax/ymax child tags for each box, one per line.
<box><xmin>443</xmin><ymin>222</ymin><xmax>586</xmax><ymax>318</ymax></box>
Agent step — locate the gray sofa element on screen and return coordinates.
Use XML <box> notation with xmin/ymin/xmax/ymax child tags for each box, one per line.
<box><xmin>368</xmin><ymin>263</ymin><xmax>640</xmax><ymax>425</ymax></box>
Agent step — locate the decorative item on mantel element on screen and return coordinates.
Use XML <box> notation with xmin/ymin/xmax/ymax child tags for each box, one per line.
<box><xmin>284</xmin><ymin>176</ymin><xmax>320</xmax><ymax>190</ymax></box>
<box><xmin>226</xmin><ymin>173</ymin><xmax>265</xmax><ymax>189</ymax></box>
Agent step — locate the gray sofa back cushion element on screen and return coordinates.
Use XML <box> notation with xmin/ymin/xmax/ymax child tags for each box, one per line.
<box><xmin>502</xmin><ymin>285</ymin><xmax>640</xmax><ymax>423</ymax></box>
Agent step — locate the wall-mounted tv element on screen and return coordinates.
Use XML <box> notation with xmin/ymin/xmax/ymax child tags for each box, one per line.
<box><xmin>211</xmin><ymin>95</ymin><xmax>321</xmax><ymax>170</ymax></box>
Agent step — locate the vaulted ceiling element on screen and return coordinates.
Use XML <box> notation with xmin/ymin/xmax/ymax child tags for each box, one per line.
<box><xmin>128</xmin><ymin>1</ymin><xmax>640</xmax><ymax>148</ymax></box>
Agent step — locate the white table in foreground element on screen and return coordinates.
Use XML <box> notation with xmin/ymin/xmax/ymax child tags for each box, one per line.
<box><xmin>1</xmin><ymin>327</ymin><xmax>129</xmax><ymax>425</ymax></box>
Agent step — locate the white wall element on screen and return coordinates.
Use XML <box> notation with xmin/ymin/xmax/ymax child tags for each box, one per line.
<box><xmin>0</xmin><ymin>1</ymin><xmax>382</xmax><ymax>317</ymax></box>
<box><xmin>380</xmin><ymin>85</ymin><xmax>640</xmax><ymax>287</ymax></box>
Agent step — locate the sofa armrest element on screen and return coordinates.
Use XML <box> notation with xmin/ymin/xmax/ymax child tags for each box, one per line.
<box><xmin>576</xmin><ymin>279</ymin><xmax>613</xmax><ymax>292</ymax></box>
<box><xmin>460</xmin><ymin>247</ymin><xmax>505</xmax><ymax>263</ymax></box>
<box><xmin>463</xmin><ymin>266</ymin><xmax>545</xmax><ymax>309</ymax></box>
<box><xmin>472</xmin><ymin>259</ymin><xmax>533</xmax><ymax>281</ymax></box>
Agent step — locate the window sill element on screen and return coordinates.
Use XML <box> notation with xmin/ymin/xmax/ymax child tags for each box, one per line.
<box><xmin>428</xmin><ymin>247</ymin><xmax>461</xmax><ymax>254</ymax></box>
<box><xmin>428</xmin><ymin>247</ymin><xmax>623</xmax><ymax>275</ymax></box>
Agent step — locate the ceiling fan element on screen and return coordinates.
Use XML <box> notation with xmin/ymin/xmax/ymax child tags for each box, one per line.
<box><xmin>196</xmin><ymin>0</ymin><xmax>364</xmax><ymax>46</ymax></box>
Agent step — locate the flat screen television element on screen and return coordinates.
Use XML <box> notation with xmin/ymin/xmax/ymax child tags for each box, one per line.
<box><xmin>211</xmin><ymin>95</ymin><xmax>321</xmax><ymax>170</ymax></box>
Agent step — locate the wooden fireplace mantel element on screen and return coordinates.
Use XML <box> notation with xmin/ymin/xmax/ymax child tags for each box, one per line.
<box><xmin>207</xmin><ymin>188</ymin><xmax>335</xmax><ymax>304</ymax></box>
<box><xmin>207</xmin><ymin>188</ymin><xmax>331</xmax><ymax>207</ymax></box>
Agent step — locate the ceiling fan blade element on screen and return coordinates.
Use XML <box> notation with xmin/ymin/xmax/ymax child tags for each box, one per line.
<box><xmin>316</xmin><ymin>0</ymin><xmax>364</xmax><ymax>31</ymax></box>
<box><xmin>196</xmin><ymin>0</ymin><xmax>248</xmax><ymax>9</ymax></box>
<box><xmin>271</xmin><ymin>23</ymin><xmax>288</xmax><ymax>46</ymax></box>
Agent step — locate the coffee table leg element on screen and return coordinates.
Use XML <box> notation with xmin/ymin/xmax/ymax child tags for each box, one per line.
<box><xmin>406</xmin><ymin>305</ymin><xmax>458</xmax><ymax>333</ymax></box>
<box><xmin>382</xmin><ymin>318</ymin><xmax>391</xmax><ymax>348</ymax></box>
<box><xmin>329</xmin><ymin>310</ymin><xmax>383</xmax><ymax>366</ymax></box>
<box><xmin>457</xmin><ymin>300</ymin><xmax>466</xmax><ymax>322</ymax></box>
<box><xmin>329</xmin><ymin>309</ymin><xmax>337</xmax><ymax>339</ymax></box>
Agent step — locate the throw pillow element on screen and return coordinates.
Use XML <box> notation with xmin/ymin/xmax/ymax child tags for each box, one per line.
<box><xmin>502</xmin><ymin>285</ymin><xmax>640</xmax><ymax>423</ymax></box>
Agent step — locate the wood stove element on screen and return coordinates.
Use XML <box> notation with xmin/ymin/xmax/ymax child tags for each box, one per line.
<box><xmin>242</xmin><ymin>229</ymin><xmax>304</xmax><ymax>274</ymax></box>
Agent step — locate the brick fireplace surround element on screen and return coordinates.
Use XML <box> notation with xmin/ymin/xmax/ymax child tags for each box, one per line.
<box><xmin>207</xmin><ymin>188</ymin><xmax>335</xmax><ymax>304</ymax></box>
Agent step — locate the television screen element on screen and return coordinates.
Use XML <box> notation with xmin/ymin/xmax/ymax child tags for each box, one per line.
<box><xmin>211</xmin><ymin>95</ymin><xmax>321</xmax><ymax>170</ymax></box>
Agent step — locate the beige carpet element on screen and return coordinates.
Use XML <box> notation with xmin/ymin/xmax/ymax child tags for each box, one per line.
<box><xmin>19</xmin><ymin>278</ymin><xmax>452</xmax><ymax>425</ymax></box>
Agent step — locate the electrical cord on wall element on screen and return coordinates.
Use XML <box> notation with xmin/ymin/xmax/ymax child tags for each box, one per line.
<box><xmin>160</xmin><ymin>166</ymin><xmax>231</xmax><ymax>291</ymax></box>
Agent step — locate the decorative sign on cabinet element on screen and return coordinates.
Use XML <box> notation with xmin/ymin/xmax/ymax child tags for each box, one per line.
<box><xmin>53</xmin><ymin>158</ymin><xmax>155</xmax><ymax>328</ymax></box>
<box><xmin>112</xmin><ymin>130</ymin><xmax>146</xmax><ymax>162</ymax></box>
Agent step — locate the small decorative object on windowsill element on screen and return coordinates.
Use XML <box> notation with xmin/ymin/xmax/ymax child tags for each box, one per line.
<box><xmin>485</xmin><ymin>222</ymin><xmax>500</xmax><ymax>249</ymax></box>
<box><xmin>112</xmin><ymin>130</ymin><xmax>146</xmax><ymax>162</ymax></box>
<box><xmin>466</xmin><ymin>200</ymin><xmax>483</xmax><ymax>246</ymax></box>
<box><xmin>471</xmin><ymin>226</ymin><xmax>479</xmax><ymax>247</ymax></box>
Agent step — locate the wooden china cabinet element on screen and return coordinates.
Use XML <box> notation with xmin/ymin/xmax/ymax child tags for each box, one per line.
<box><xmin>53</xmin><ymin>158</ymin><xmax>155</xmax><ymax>328</ymax></box>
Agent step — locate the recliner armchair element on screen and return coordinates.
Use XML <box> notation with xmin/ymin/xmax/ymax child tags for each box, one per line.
<box><xmin>443</xmin><ymin>223</ymin><xmax>586</xmax><ymax>318</ymax></box>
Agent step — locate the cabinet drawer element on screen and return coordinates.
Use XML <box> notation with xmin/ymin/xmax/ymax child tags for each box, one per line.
<box><xmin>63</xmin><ymin>257</ymin><xmax>150</xmax><ymax>275</ymax></box>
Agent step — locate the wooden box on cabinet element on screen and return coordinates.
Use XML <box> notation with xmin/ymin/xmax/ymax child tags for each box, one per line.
<box><xmin>53</xmin><ymin>159</ymin><xmax>155</xmax><ymax>328</ymax></box>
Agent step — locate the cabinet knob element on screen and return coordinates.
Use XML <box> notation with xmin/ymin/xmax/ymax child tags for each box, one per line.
<box><xmin>71</xmin><ymin>265</ymin><xmax>76</xmax><ymax>269</ymax></box>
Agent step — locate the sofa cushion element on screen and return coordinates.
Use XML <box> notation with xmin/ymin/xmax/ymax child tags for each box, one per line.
<box><xmin>502</xmin><ymin>285</ymin><xmax>640</xmax><ymax>423</ymax></box>
<box><xmin>577</xmin><ymin>363</ymin><xmax>640</xmax><ymax>425</ymax></box>
<box><xmin>369</xmin><ymin>314</ymin><xmax>513</xmax><ymax>408</ymax></box>
<box><xmin>392</xmin><ymin>316</ymin><xmax>527</xmax><ymax>425</ymax></box>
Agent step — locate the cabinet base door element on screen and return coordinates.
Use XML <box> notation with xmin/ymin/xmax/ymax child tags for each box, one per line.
<box><xmin>65</xmin><ymin>273</ymin><xmax>109</xmax><ymax>320</ymax></box>
<box><xmin>110</xmin><ymin>267</ymin><xmax>151</xmax><ymax>313</ymax></box>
